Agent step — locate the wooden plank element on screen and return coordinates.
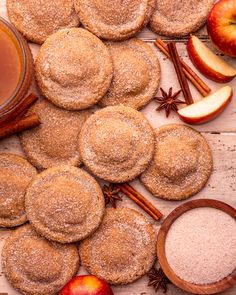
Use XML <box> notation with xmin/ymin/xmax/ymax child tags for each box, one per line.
<box><xmin>138</xmin><ymin>26</ymin><xmax>208</xmax><ymax>41</ymax></box>
<box><xmin>0</xmin><ymin>1</ymin><xmax>235</xmax><ymax>295</ymax></box>
<box><xmin>0</xmin><ymin>1</ymin><xmax>7</xmax><ymax>19</ymax></box>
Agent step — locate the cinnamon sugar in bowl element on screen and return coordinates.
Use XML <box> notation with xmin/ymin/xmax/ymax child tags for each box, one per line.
<box><xmin>0</xmin><ymin>17</ymin><xmax>33</xmax><ymax>125</ymax></box>
<box><xmin>157</xmin><ymin>199</ymin><xmax>236</xmax><ymax>294</ymax></box>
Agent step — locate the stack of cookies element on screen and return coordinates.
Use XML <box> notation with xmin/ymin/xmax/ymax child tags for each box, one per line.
<box><xmin>1</xmin><ymin>0</ymin><xmax>215</xmax><ymax>294</ymax></box>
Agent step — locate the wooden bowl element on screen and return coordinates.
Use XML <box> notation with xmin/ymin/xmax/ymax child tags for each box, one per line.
<box><xmin>157</xmin><ymin>199</ymin><xmax>236</xmax><ymax>294</ymax></box>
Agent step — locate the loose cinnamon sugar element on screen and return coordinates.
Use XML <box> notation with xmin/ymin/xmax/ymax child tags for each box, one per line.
<box><xmin>166</xmin><ymin>207</ymin><xmax>236</xmax><ymax>284</ymax></box>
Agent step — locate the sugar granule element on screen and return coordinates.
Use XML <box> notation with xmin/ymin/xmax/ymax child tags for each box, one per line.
<box><xmin>166</xmin><ymin>207</ymin><xmax>236</xmax><ymax>284</ymax></box>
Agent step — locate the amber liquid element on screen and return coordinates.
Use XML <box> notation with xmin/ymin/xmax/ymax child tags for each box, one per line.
<box><xmin>0</xmin><ymin>25</ymin><xmax>22</xmax><ymax>106</ymax></box>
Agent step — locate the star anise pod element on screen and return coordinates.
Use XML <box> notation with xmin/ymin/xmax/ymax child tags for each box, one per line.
<box><xmin>102</xmin><ymin>183</ymin><xmax>123</xmax><ymax>208</ymax></box>
<box><xmin>155</xmin><ymin>87</ymin><xmax>185</xmax><ymax>117</ymax></box>
<box><xmin>147</xmin><ymin>266</ymin><xmax>172</xmax><ymax>293</ymax></box>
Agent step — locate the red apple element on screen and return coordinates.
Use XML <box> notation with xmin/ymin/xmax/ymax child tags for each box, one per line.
<box><xmin>178</xmin><ymin>86</ymin><xmax>233</xmax><ymax>124</ymax></box>
<box><xmin>59</xmin><ymin>275</ymin><xmax>114</xmax><ymax>295</ymax></box>
<box><xmin>207</xmin><ymin>0</ymin><xmax>236</xmax><ymax>57</ymax></box>
<box><xmin>187</xmin><ymin>35</ymin><xmax>236</xmax><ymax>83</ymax></box>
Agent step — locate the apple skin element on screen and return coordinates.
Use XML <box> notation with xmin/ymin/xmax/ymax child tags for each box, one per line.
<box><xmin>207</xmin><ymin>0</ymin><xmax>236</xmax><ymax>57</ymax></box>
<box><xmin>178</xmin><ymin>96</ymin><xmax>232</xmax><ymax>124</ymax></box>
<box><xmin>187</xmin><ymin>36</ymin><xmax>236</xmax><ymax>83</ymax></box>
<box><xmin>59</xmin><ymin>275</ymin><xmax>114</xmax><ymax>295</ymax></box>
<box><xmin>178</xmin><ymin>87</ymin><xmax>233</xmax><ymax>124</ymax></box>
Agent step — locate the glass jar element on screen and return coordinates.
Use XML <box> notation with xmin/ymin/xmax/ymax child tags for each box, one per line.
<box><xmin>0</xmin><ymin>17</ymin><xmax>33</xmax><ymax>126</ymax></box>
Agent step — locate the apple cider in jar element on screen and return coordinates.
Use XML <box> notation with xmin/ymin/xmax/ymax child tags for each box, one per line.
<box><xmin>0</xmin><ymin>17</ymin><xmax>33</xmax><ymax>125</ymax></box>
<box><xmin>0</xmin><ymin>23</ymin><xmax>22</xmax><ymax>105</ymax></box>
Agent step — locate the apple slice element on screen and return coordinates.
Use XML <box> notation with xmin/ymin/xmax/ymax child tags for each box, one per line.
<box><xmin>178</xmin><ymin>86</ymin><xmax>233</xmax><ymax>124</ymax></box>
<box><xmin>187</xmin><ymin>35</ymin><xmax>236</xmax><ymax>83</ymax></box>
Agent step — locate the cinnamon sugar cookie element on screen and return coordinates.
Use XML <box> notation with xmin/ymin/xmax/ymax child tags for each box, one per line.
<box><xmin>20</xmin><ymin>99</ymin><xmax>92</xmax><ymax>169</ymax></box>
<box><xmin>140</xmin><ymin>124</ymin><xmax>213</xmax><ymax>201</ymax></box>
<box><xmin>7</xmin><ymin>0</ymin><xmax>80</xmax><ymax>44</ymax></box>
<box><xmin>149</xmin><ymin>0</ymin><xmax>215</xmax><ymax>37</ymax></box>
<box><xmin>79</xmin><ymin>207</ymin><xmax>156</xmax><ymax>285</ymax></box>
<box><xmin>35</xmin><ymin>28</ymin><xmax>113</xmax><ymax>110</ymax></box>
<box><xmin>0</xmin><ymin>153</ymin><xmax>37</xmax><ymax>227</ymax></box>
<box><xmin>79</xmin><ymin>105</ymin><xmax>155</xmax><ymax>183</ymax></box>
<box><xmin>25</xmin><ymin>166</ymin><xmax>105</xmax><ymax>243</ymax></box>
<box><xmin>2</xmin><ymin>224</ymin><xmax>79</xmax><ymax>295</ymax></box>
<box><xmin>74</xmin><ymin>0</ymin><xmax>156</xmax><ymax>41</ymax></box>
<box><xmin>99</xmin><ymin>39</ymin><xmax>160</xmax><ymax>110</ymax></box>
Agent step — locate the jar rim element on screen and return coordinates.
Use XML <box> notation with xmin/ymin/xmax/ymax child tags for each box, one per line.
<box><xmin>0</xmin><ymin>17</ymin><xmax>27</xmax><ymax>111</ymax></box>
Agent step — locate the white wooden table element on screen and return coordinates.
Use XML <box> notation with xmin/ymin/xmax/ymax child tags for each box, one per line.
<box><xmin>0</xmin><ymin>1</ymin><xmax>235</xmax><ymax>294</ymax></box>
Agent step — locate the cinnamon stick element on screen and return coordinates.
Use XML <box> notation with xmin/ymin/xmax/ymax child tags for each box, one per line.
<box><xmin>0</xmin><ymin>93</ymin><xmax>38</xmax><ymax>126</ymax></box>
<box><xmin>117</xmin><ymin>183</ymin><xmax>163</xmax><ymax>221</ymax></box>
<box><xmin>156</xmin><ymin>39</ymin><xmax>211</xmax><ymax>93</ymax></box>
<box><xmin>155</xmin><ymin>39</ymin><xmax>211</xmax><ymax>97</ymax></box>
<box><xmin>0</xmin><ymin>113</ymin><xmax>40</xmax><ymax>140</ymax></box>
<box><xmin>14</xmin><ymin>93</ymin><xmax>38</xmax><ymax>119</ymax></box>
<box><xmin>168</xmin><ymin>42</ymin><xmax>194</xmax><ymax>105</ymax></box>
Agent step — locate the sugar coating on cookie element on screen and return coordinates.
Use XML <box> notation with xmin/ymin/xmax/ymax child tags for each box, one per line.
<box><xmin>99</xmin><ymin>39</ymin><xmax>160</xmax><ymax>110</ymax></box>
<box><xmin>25</xmin><ymin>166</ymin><xmax>105</xmax><ymax>243</ymax></box>
<box><xmin>140</xmin><ymin>124</ymin><xmax>213</xmax><ymax>201</ymax></box>
<box><xmin>35</xmin><ymin>28</ymin><xmax>113</xmax><ymax>110</ymax></box>
<box><xmin>79</xmin><ymin>207</ymin><xmax>156</xmax><ymax>285</ymax></box>
<box><xmin>7</xmin><ymin>0</ymin><xmax>80</xmax><ymax>44</ymax></box>
<box><xmin>2</xmin><ymin>224</ymin><xmax>79</xmax><ymax>295</ymax></box>
<box><xmin>74</xmin><ymin>0</ymin><xmax>156</xmax><ymax>41</ymax></box>
<box><xmin>0</xmin><ymin>153</ymin><xmax>37</xmax><ymax>227</ymax></box>
<box><xmin>20</xmin><ymin>99</ymin><xmax>92</xmax><ymax>169</ymax></box>
<box><xmin>149</xmin><ymin>0</ymin><xmax>215</xmax><ymax>37</ymax></box>
<box><xmin>79</xmin><ymin>105</ymin><xmax>155</xmax><ymax>183</ymax></box>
